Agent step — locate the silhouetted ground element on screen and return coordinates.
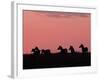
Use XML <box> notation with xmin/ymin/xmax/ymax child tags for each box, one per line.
<box><xmin>23</xmin><ymin>52</ymin><xmax>91</xmax><ymax>69</ymax></box>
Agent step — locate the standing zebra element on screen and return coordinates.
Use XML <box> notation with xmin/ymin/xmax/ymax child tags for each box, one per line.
<box><xmin>57</xmin><ymin>46</ymin><xmax>68</xmax><ymax>54</ymax></box>
<box><xmin>69</xmin><ymin>45</ymin><xmax>75</xmax><ymax>54</ymax></box>
<box><xmin>79</xmin><ymin>44</ymin><xmax>88</xmax><ymax>53</ymax></box>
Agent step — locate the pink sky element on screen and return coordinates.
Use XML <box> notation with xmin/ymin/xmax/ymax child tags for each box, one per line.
<box><xmin>23</xmin><ymin>10</ymin><xmax>91</xmax><ymax>54</ymax></box>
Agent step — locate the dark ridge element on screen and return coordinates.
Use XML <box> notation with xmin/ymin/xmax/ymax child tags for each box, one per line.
<box><xmin>23</xmin><ymin>44</ymin><xmax>91</xmax><ymax>69</ymax></box>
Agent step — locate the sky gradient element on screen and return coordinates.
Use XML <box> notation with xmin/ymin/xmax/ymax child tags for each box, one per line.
<box><xmin>23</xmin><ymin>10</ymin><xmax>91</xmax><ymax>54</ymax></box>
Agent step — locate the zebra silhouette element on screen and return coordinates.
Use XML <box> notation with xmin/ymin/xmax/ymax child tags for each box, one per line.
<box><xmin>31</xmin><ymin>46</ymin><xmax>40</xmax><ymax>55</ymax></box>
<box><xmin>57</xmin><ymin>46</ymin><xmax>68</xmax><ymax>54</ymax></box>
<box><xmin>69</xmin><ymin>45</ymin><xmax>75</xmax><ymax>54</ymax></box>
<box><xmin>79</xmin><ymin>44</ymin><xmax>88</xmax><ymax>53</ymax></box>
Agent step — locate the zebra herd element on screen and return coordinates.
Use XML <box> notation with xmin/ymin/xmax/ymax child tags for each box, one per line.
<box><xmin>31</xmin><ymin>44</ymin><xmax>89</xmax><ymax>55</ymax></box>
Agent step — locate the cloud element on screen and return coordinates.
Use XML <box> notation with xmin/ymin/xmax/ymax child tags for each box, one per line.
<box><xmin>33</xmin><ymin>11</ymin><xmax>90</xmax><ymax>18</ymax></box>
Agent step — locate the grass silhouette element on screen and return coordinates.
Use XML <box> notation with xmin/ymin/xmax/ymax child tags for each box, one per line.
<box><xmin>23</xmin><ymin>52</ymin><xmax>91</xmax><ymax>69</ymax></box>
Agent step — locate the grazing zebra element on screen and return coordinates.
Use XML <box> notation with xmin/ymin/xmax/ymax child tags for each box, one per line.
<box><xmin>31</xmin><ymin>48</ymin><xmax>35</xmax><ymax>54</ymax></box>
<box><xmin>69</xmin><ymin>45</ymin><xmax>75</xmax><ymax>54</ymax></box>
<box><xmin>79</xmin><ymin>44</ymin><xmax>88</xmax><ymax>53</ymax></box>
<box><xmin>57</xmin><ymin>46</ymin><xmax>68</xmax><ymax>54</ymax></box>
<box><xmin>41</xmin><ymin>49</ymin><xmax>51</xmax><ymax>55</ymax></box>
<box><xmin>31</xmin><ymin>47</ymin><xmax>40</xmax><ymax>55</ymax></box>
